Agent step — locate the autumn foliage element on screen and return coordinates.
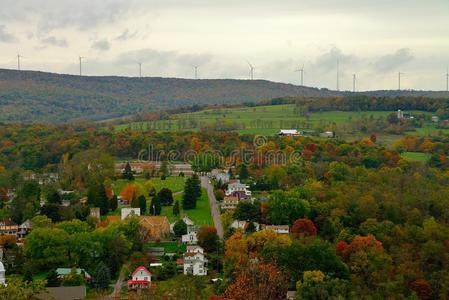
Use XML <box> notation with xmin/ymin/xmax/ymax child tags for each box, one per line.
<box><xmin>291</xmin><ymin>218</ymin><xmax>317</xmax><ymax>238</ymax></box>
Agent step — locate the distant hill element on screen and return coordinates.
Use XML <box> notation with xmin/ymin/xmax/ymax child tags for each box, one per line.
<box><xmin>0</xmin><ymin>69</ymin><xmax>447</xmax><ymax>123</ymax></box>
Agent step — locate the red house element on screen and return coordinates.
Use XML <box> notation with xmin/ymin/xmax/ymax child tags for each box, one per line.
<box><xmin>127</xmin><ymin>266</ymin><xmax>152</xmax><ymax>290</ymax></box>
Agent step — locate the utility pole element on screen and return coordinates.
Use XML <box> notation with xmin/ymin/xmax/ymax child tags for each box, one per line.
<box><xmin>398</xmin><ymin>71</ymin><xmax>402</xmax><ymax>91</ymax></box>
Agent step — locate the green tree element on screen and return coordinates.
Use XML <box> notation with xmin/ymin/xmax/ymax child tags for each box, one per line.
<box><xmin>234</xmin><ymin>202</ymin><xmax>260</xmax><ymax>223</ymax></box>
<box><xmin>149</xmin><ymin>196</ymin><xmax>161</xmax><ymax>216</ymax></box>
<box><xmin>183</xmin><ymin>176</ymin><xmax>201</xmax><ymax>210</ymax></box>
<box><xmin>173</xmin><ymin>219</ymin><xmax>188</xmax><ymax>237</ymax></box>
<box><xmin>157</xmin><ymin>188</ymin><xmax>174</xmax><ymax>206</ymax></box>
<box><xmin>138</xmin><ymin>195</ymin><xmax>147</xmax><ymax>214</ymax></box>
<box><xmin>98</xmin><ymin>183</ymin><xmax>110</xmax><ymax>215</ymax></box>
<box><xmin>45</xmin><ymin>269</ymin><xmax>60</xmax><ymax>287</ymax></box>
<box><xmin>23</xmin><ymin>269</ymin><xmax>33</xmax><ymax>283</ymax></box>
<box><xmin>239</xmin><ymin>164</ymin><xmax>249</xmax><ymax>181</ymax></box>
<box><xmin>173</xmin><ymin>200</ymin><xmax>180</xmax><ymax>216</ymax></box>
<box><xmin>110</xmin><ymin>195</ymin><xmax>118</xmax><ymax>211</ymax></box>
<box><xmin>47</xmin><ymin>188</ymin><xmax>62</xmax><ymax>204</ymax></box>
<box><xmin>93</xmin><ymin>262</ymin><xmax>111</xmax><ymax>290</ymax></box>
<box><xmin>122</xmin><ymin>162</ymin><xmax>134</xmax><ymax>180</ymax></box>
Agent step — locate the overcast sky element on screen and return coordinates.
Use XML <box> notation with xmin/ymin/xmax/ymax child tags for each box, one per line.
<box><xmin>1</xmin><ymin>0</ymin><xmax>448</xmax><ymax>91</ymax></box>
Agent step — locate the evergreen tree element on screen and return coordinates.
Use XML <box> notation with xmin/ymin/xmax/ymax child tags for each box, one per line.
<box><xmin>150</xmin><ymin>195</ymin><xmax>161</xmax><ymax>215</ymax></box>
<box><xmin>191</xmin><ymin>174</ymin><xmax>202</xmax><ymax>199</ymax></box>
<box><xmin>98</xmin><ymin>183</ymin><xmax>109</xmax><ymax>215</ymax></box>
<box><xmin>87</xmin><ymin>184</ymin><xmax>98</xmax><ymax>207</ymax></box>
<box><xmin>46</xmin><ymin>269</ymin><xmax>60</xmax><ymax>287</ymax></box>
<box><xmin>138</xmin><ymin>195</ymin><xmax>147</xmax><ymax>214</ymax></box>
<box><xmin>110</xmin><ymin>195</ymin><xmax>118</xmax><ymax>211</ymax></box>
<box><xmin>239</xmin><ymin>164</ymin><xmax>249</xmax><ymax>181</ymax></box>
<box><xmin>131</xmin><ymin>192</ymin><xmax>139</xmax><ymax>208</ymax></box>
<box><xmin>173</xmin><ymin>219</ymin><xmax>188</xmax><ymax>237</ymax></box>
<box><xmin>47</xmin><ymin>188</ymin><xmax>62</xmax><ymax>204</ymax></box>
<box><xmin>182</xmin><ymin>177</ymin><xmax>197</xmax><ymax>210</ymax></box>
<box><xmin>122</xmin><ymin>162</ymin><xmax>134</xmax><ymax>180</ymax></box>
<box><xmin>23</xmin><ymin>269</ymin><xmax>33</xmax><ymax>283</ymax></box>
<box><xmin>93</xmin><ymin>262</ymin><xmax>111</xmax><ymax>290</ymax></box>
<box><xmin>173</xmin><ymin>200</ymin><xmax>180</xmax><ymax>216</ymax></box>
<box><xmin>157</xmin><ymin>188</ymin><xmax>174</xmax><ymax>206</ymax></box>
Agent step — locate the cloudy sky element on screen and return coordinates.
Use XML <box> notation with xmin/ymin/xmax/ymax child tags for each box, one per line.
<box><xmin>0</xmin><ymin>0</ymin><xmax>448</xmax><ymax>91</ymax></box>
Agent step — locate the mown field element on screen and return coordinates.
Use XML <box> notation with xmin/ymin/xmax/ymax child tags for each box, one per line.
<box><xmin>115</xmin><ymin>104</ymin><xmax>449</xmax><ymax>144</ymax></box>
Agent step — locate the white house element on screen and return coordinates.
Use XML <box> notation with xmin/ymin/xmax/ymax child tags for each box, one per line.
<box><xmin>183</xmin><ymin>246</ymin><xmax>208</xmax><ymax>276</ymax></box>
<box><xmin>225</xmin><ymin>180</ymin><xmax>251</xmax><ymax>197</ymax></box>
<box><xmin>221</xmin><ymin>196</ymin><xmax>239</xmax><ymax>210</ymax></box>
<box><xmin>215</xmin><ymin>172</ymin><xmax>230</xmax><ymax>184</ymax></box>
<box><xmin>262</xmin><ymin>225</ymin><xmax>290</xmax><ymax>234</ymax></box>
<box><xmin>121</xmin><ymin>208</ymin><xmax>141</xmax><ymax>220</ymax></box>
<box><xmin>181</xmin><ymin>216</ymin><xmax>198</xmax><ymax>245</ymax></box>
<box><xmin>0</xmin><ymin>261</ymin><xmax>5</xmax><ymax>285</ymax></box>
<box><xmin>231</xmin><ymin>220</ymin><xmax>260</xmax><ymax>231</ymax></box>
<box><xmin>278</xmin><ymin>129</ymin><xmax>300</xmax><ymax>137</ymax></box>
<box><xmin>127</xmin><ymin>266</ymin><xmax>152</xmax><ymax>290</ymax></box>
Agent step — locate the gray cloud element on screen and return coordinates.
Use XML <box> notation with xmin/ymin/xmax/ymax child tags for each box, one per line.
<box><xmin>92</xmin><ymin>39</ymin><xmax>111</xmax><ymax>51</ymax></box>
<box><xmin>0</xmin><ymin>25</ymin><xmax>17</xmax><ymax>43</ymax></box>
<box><xmin>41</xmin><ymin>36</ymin><xmax>68</xmax><ymax>47</ymax></box>
<box><xmin>313</xmin><ymin>47</ymin><xmax>357</xmax><ymax>71</ymax></box>
<box><xmin>374</xmin><ymin>48</ymin><xmax>414</xmax><ymax>72</ymax></box>
<box><xmin>115</xmin><ymin>29</ymin><xmax>138</xmax><ymax>41</ymax></box>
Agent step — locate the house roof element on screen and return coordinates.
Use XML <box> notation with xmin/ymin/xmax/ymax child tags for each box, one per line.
<box><xmin>131</xmin><ymin>266</ymin><xmax>152</xmax><ymax>277</ymax></box>
<box><xmin>0</xmin><ymin>219</ymin><xmax>18</xmax><ymax>227</ymax></box>
<box><xmin>279</xmin><ymin>129</ymin><xmax>299</xmax><ymax>134</ymax></box>
<box><xmin>56</xmin><ymin>268</ymin><xmax>91</xmax><ymax>278</ymax></box>
<box><xmin>140</xmin><ymin>216</ymin><xmax>170</xmax><ymax>227</ymax></box>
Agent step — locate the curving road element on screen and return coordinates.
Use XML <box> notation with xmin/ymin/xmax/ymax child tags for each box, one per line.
<box><xmin>201</xmin><ymin>176</ymin><xmax>224</xmax><ymax>239</ymax></box>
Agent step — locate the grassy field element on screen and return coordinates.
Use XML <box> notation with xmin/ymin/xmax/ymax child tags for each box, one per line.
<box><xmin>160</xmin><ymin>188</ymin><xmax>212</xmax><ymax>225</ymax></box>
<box><xmin>115</xmin><ymin>104</ymin><xmax>441</xmax><ymax>144</ymax></box>
<box><xmin>401</xmin><ymin>151</ymin><xmax>431</xmax><ymax>162</ymax></box>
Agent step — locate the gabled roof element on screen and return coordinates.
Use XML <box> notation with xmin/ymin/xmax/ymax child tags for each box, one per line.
<box><xmin>131</xmin><ymin>266</ymin><xmax>152</xmax><ymax>277</ymax></box>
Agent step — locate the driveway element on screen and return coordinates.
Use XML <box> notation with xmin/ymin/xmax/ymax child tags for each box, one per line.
<box><xmin>201</xmin><ymin>176</ymin><xmax>224</xmax><ymax>239</ymax></box>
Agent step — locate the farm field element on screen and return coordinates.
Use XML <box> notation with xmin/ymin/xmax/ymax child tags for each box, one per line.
<box><xmin>400</xmin><ymin>151</ymin><xmax>431</xmax><ymax>162</ymax></box>
<box><xmin>115</xmin><ymin>104</ymin><xmax>441</xmax><ymax>143</ymax></box>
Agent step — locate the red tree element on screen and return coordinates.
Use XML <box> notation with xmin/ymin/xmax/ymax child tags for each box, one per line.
<box><xmin>291</xmin><ymin>218</ymin><xmax>317</xmax><ymax>238</ymax></box>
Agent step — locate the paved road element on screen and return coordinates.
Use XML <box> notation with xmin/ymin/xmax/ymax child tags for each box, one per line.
<box><xmin>107</xmin><ymin>269</ymin><xmax>125</xmax><ymax>300</ymax></box>
<box><xmin>201</xmin><ymin>176</ymin><xmax>224</xmax><ymax>239</ymax></box>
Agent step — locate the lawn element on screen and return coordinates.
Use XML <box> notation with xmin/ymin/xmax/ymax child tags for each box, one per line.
<box><xmin>159</xmin><ymin>189</ymin><xmax>212</xmax><ymax>225</ymax></box>
<box><xmin>112</xmin><ymin>176</ymin><xmax>187</xmax><ymax>195</ymax></box>
<box><xmin>401</xmin><ymin>151</ymin><xmax>431</xmax><ymax>162</ymax></box>
<box><xmin>144</xmin><ymin>241</ymin><xmax>186</xmax><ymax>253</ymax></box>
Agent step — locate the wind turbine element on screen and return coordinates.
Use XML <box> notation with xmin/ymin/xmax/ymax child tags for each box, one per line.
<box><xmin>295</xmin><ymin>65</ymin><xmax>304</xmax><ymax>86</ymax></box>
<box><xmin>246</xmin><ymin>61</ymin><xmax>255</xmax><ymax>80</ymax></box>
<box><xmin>17</xmin><ymin>52</ymin><xmax>24</xmax><ymax>71</ymax></box>
<box><xmin>352</xmin><ymin>74</ymin><xmax>356</xmax><ymax>92</ymax></box>
<box><xmin>79</xmin><ymin>56</ymin><xmax>85</xmax><ymax>76</ymax></box>
<box><xmin>193</xmin><ymin>65</ymin><xmax>199</xmax><ymax>80</ymax></box>
<box><xmin>137</xmin><ymin>62</ymin><xmax>143</xmax><ymax>78</ymax></box>
<box><xmin>336</xmin><ymin>59</ymin><xmax>340</xmax><ymax>91</ymax></box>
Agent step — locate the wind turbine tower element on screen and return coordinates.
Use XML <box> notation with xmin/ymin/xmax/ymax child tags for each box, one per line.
<box><xmin>352</xmin><ymin>74</ymin><xmax>356</xmax><ymax>92</ymax></box>
<box><xmin>247</xmin><ymin>61</ymin><xmax>255</xmax><ymax>80</ymax></box>
<box><xmin>79</xmin><ymin>56</ymin><xmax>85</xmax><ymax>76</ymax></box>
<box><xmin>17</xmin><ymin>53</ymin><xmax>23</xmax><ymax>71</ymax></box>
<box><xmin>398</xmin><ymin>71</ymin><xmax>402</xmax><ymax>91</ymax></box>
<box><xmin>295</xmin><ymin>65</ymin><xmax>304</xmax><ymax>86</ymax></box>
<box><xmin>194</xmin><ymin>65</ymin><xmax>199</xmax><ymax>80</ymax></box>
<box><xmin>137</xmin><ymin>62</ymin><xmax>142</xmax><ymax>78</ymax></box>
<box><xmin>336</xmin><ymin>59</ymin><xmax>340</xmax><ymax>91</ymax></box>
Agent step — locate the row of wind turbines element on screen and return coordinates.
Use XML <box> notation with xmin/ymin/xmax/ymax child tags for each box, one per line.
<box><xmin>14</xmin><ymin>53</ymin><xmax>449</xmax><ymax>92</ymax></box>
